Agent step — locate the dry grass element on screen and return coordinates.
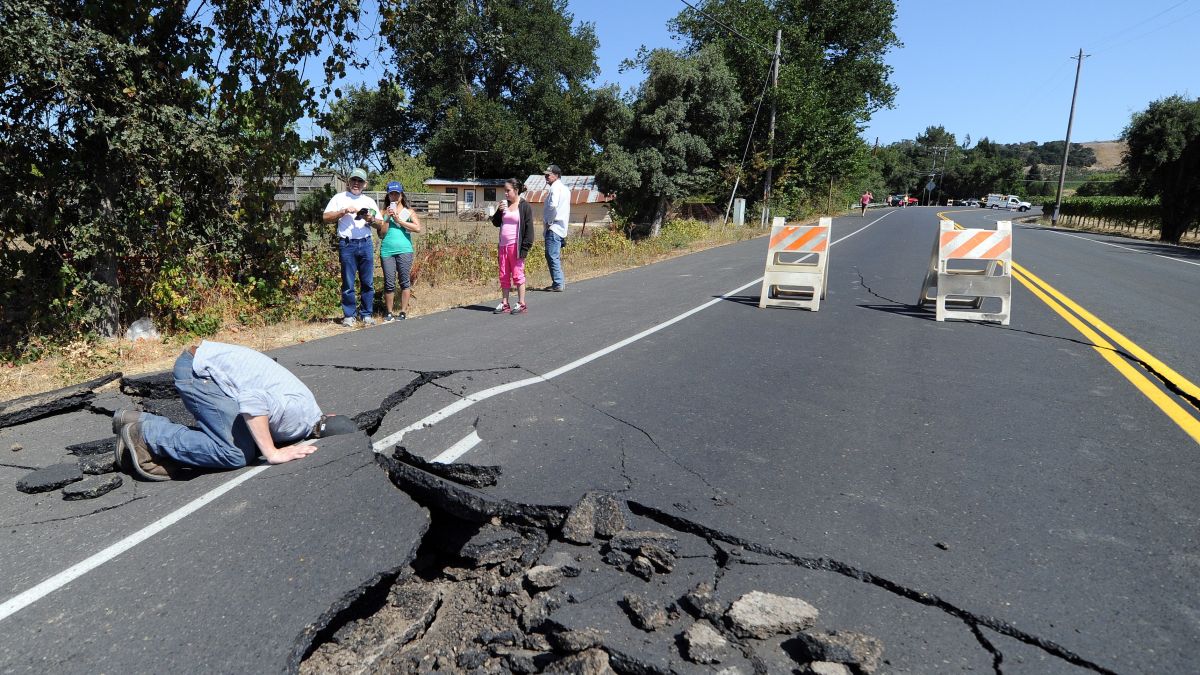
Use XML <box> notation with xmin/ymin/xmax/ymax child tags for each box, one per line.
<box><xmin>0</xmin><ymin>223</ymin><xmax>770</xmax><ymax>401</ymax></box>
<box><xmin>1080</xmin><ymin>140</ymin><xmax>1126</xmax><ymax>171</ymax></box>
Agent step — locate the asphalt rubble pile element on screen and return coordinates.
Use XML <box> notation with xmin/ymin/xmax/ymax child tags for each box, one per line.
<box><xmin>300</xmin><ymin>454</ymin><xmax>885</xmax><ymax>675</ymax></box>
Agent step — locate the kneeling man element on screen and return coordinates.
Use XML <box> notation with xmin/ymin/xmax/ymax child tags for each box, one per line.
<box><xmin>112</xmin><ymin>341</ymin><xmax>356</xmax><ymax>480</ymax></box>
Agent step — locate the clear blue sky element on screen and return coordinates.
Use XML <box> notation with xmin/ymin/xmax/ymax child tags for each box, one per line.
<box><xmin>569</xmin><ymin>0</ymin><xmax>1200</xmax><ymax>145</ymax></box>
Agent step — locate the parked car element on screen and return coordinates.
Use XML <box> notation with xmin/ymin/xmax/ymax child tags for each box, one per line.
<box><xmin>889</xmin><ymin>195</ymin><xmax>918</xmax><ymax>207</ymax></box>
<box><xmin>964</xmin><ymin>198</ymin><xmax>980</xmax><ymax>207</ymax></box>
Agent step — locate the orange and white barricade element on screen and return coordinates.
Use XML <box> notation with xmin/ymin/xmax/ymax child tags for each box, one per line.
<box><xmin>918</xmin><ymin>219</ymin><xmax>1012</xmax><ymax>325</ymax></box>
<box><xmin>758</xmin><ymin>217</ymin><xmax>830</xmax><ymax>311</ymax></box>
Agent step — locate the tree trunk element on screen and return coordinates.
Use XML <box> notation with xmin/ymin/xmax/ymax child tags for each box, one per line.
<box><xmin>649</xmin><ymin>196</ymin><xmax>668</xmax><ymax>238</ymax></box>
<box><xmin>91</xmin><ymin>253</ymin><xmax>121</xmax><ymax>338</ymax></box>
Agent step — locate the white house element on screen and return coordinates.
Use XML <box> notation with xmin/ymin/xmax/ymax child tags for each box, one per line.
<box><xmin>423</xmin><ymin>178</ymin><xmax>509</xmax><ymax>212</ymax></box>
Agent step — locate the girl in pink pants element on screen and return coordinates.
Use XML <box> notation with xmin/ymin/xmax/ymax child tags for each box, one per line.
<box><xmin>491</xmin><ymin>178</ymin><xmax>535</xmax><ymax>315</ymax></box>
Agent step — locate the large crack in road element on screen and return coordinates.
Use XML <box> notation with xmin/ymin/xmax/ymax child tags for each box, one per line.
<box><xmin>2</xmin><ymin>366</ymin><xmax>1124</xmax><ymax>673</ymax></box>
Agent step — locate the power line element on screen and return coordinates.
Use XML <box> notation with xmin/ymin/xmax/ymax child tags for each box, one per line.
<box><xmin>677</xmin><ymin>0</ymin><xmax>774</xmax><ymax>55</ymax></box>
<box><xmin>1091</xmin><ymin>0</ymin><xmax>1192</xmax><ymax>52</ymax></box>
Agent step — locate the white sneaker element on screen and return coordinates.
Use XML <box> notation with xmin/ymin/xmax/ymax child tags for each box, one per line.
<box><xmin>361</xmin><ymin>315</ymin><xmax>377</xmax><ymax>326</ymax></box>
<box><xmin>340</xmin><ymin>316</ymin><xmax>356</xmax><ymax>328</ymax></box>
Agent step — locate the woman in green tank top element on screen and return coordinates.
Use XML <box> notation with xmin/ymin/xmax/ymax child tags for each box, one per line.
<box><xmin>377</xmin><ymin>182</ymin><xmax>422</xmax><ymax>321</ymax></box>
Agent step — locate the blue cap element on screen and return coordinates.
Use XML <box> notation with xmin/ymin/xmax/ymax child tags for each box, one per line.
<box><xmin>386</xmin><ymin>181</ymin><xmax>403</xmax><ymax>194</ymax></box>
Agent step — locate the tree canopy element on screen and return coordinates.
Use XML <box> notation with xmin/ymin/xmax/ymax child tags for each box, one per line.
<box><xmin>0</xmin><ymin>0</ymin><xmax>360</xmax><ymax>346</ymax></box>
<box><xmin>376</xmin><ymin>0</ymin><xmax>602</xmax><ymax>178</ymax></box>
<box><xmin>595</xmin><ymin>46</ymin><xmax>741</xmax><ymax>235</ymax></box>
<box><xmin>671</xmin><ymin>0</ymin><xmax>901</xmax><ymax>208</ymax></box>
<box><xmin>1122</xmin><ymin>95</ymin><xmax>1200</xmax><ymax>243</ymax></box>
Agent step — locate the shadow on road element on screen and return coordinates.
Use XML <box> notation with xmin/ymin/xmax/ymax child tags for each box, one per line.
<box><xmin>856</xmin><ymin>303</ymin><xmax>936</xmax><ymax>321</ymax></box>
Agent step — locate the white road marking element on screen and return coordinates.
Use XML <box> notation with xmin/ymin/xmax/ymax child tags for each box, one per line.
<box><xmin>431</xmin><ymin>431</ymin><xmax>483</xmax><ymax>464</ymax></box>
<box><xmin>0</xmin><ymin>465</ymin><xmax>270</xmax><ymax>623</ymax></box>
<box><xmin>1026</xmin><ymin>226</ymin><xmax>1200</xmax><ymax>268</ymax></box>
<box><xmin>375</xmin><ymin>210</ymin><xmax>896</xmax><ymax>455</ymax></box>
<box><xmin>1</xmin><ymin>210</ymin><xmax>894</xmax><ymax>623</ymax></box>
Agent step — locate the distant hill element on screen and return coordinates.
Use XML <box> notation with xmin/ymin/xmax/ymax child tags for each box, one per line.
<box><xmin>1080</xmin><ymin>141</ymin><xmax>1125</xmax><ymax>171</ymax></box>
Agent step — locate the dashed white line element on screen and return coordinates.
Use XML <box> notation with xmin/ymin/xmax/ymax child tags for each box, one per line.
<box><xmin>431</xmin><ymin>431</ymin><xmax>483</xmax><ymax>464</ymax></box>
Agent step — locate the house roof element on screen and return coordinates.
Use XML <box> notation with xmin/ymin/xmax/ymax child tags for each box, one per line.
<box><xmin>424</xmin><ymin>178</ymin><xmax>509</xmax><ymax>187</ymax></box>
<box><xmin>522</xmin><ymin>175</ymin><xmax>614</xmax><ymax>204</ymax></box>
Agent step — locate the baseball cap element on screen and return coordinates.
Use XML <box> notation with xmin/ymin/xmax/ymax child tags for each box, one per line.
<box><xmin>543</xmin><ymin>164</ymin><xmax>562</xmax><ymax>176</ymax></box>
<box><xmin>313</xmin><ymin>414</ymin><xmax>358</xmax><ymax>438</ymax></box>
<box><xmin>386</xmin><ymin>181</ymin><xmax>403</xmax><ymax>194</ymax></box>
<box><xmin>349</xmin><ymin>168</ymin><xmax>369</xmax><ymax>182</ymax></box>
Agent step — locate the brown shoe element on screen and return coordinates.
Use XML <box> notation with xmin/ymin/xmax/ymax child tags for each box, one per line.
<box><xmin>111</xmin><ymin>408</ymin><xmax>142</xmax><ymax>434</ymax></box>
<box><xmin>117</xmin><ymin>422</ymin><xmax>176</xmax><ymax>481</ymax></box>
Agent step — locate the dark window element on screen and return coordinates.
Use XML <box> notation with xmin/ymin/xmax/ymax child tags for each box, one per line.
<box><xmin>445</xmin><ymin>187</ymin><xmax>458</xmax><ymax>195</ymax></box>
<box><xmin>484</xmin><ymin>188</ymin><xmax>497</xmax><ymax>201</ymax></box>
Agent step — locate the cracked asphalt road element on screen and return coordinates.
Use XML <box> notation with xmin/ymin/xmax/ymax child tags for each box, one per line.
<box><xmin>1</xmin><ymin>206</ymin><xmax>1197</xmax><ymax>673</ymax></box>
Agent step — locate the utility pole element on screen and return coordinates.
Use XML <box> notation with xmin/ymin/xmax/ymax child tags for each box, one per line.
<box><xmin>464</xmin><ymin>149</ymin><xmax>488</xmax><ymax>182</ymax></box>
<box><xmin>1052</xmin><ymin>49</ymin><xmax>1086</xmax><ymax>225</ymax></box>
<box><xmin>761</xmin><ymin>29</ymin><xmax>782</xmax><ymax>227</ymax></box>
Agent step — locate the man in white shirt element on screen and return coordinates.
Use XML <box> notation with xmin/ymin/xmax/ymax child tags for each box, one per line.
<box><xmin>323</xmin><ymin>168</ymin><xmax>382</xmax><ymax>326</ymax></box>
<box><xmin>542</xmin><ymin>164</ymin><xmax>570</xmax><ymax>291</ymax></box>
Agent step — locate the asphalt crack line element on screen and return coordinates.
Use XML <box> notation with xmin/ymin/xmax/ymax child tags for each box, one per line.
<box><xmin>1</xmin><ymin>495</ymin><xmax>148</xmax><ymax>529</ymax></box>
<box><xmin>627</xmin><ymin>500</ymin><xmax>1117</xmax><ymax>675</ymax></box>
<box><xmin>970</xmin><ymin>623</ymin><xmax>1005</xmax><ymax>675</ymax></box>
<box><xmin>296</xmin><ymin>362</ymin><xmax>417</xmax><ymax>373</ymax></box>
<box><xmin>0</xmin><ymin>462</ymin><xmax>40</xmax><ymax>471</ymax></box>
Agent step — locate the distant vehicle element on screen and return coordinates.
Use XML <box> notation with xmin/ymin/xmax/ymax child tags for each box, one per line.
<box><xmin>963</xmin><ymin>198</ymin><xmax>980</xmax><ymax>207</ymax></box>
<box><xmin>984</xmin><ymin>194</ymin><xmax>1032</xmax><ymax>211</ymax></box>
<box><xmin>889</xmin><ymin>195</ymin><xmax>918</xmax><ymax>207</ymax></box>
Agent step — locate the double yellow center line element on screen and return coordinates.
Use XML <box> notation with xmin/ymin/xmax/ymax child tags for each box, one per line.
<box><xmin>939</xmin><ymin>211</ymin><xmax>1200</xmax><ymax>444</ymax></box>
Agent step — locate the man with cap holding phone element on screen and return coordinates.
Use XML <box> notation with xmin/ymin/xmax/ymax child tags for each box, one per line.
<box><xmin>110</xmin><ymin>341</ymin><xmax>358</xmax><ymax>481</ymax></box>
<box><xmin>323</xmin><ymin>168</ymin><xmax>381</xmax><ymax>327</ymax></box>
<box><xmin>542</xmin><ymin>164</ymin><xmax>570</xmax><ymax>291</ymax></box>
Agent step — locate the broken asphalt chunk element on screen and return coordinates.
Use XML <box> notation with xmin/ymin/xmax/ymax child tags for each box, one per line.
<box><xmin>16</xmin><ymin>463</ymin><xmax>84</xmax><ymax>494</ymax></box>
<box><xmin>459</xmin><ymin>525</ymin><xmax>529</xmax><ymax>566</ymax></box>
<box><xmin>546</xmin><ymin>627</ymin><xmax>606</xmax><ymax>653</ymax></box>
<box><xmin>561</xmin><ymin>491</ymin><xmax>627</xmax><ymax>544</ymax></box>
<box><xmin>639</xmin><ymin>543</ymin><xmax>675</xmax><ymax>573</ymax></box>
<box><xmin>377</xmin><ymin>453</ymin><xmax>566</xmax><ymax>528</ymax></box>
<box><xmin>67</xmin><ymin>437</ymin><xmax>115</xmax><ymax>457</ymax></box>
<box><xmin>606</xmin><ymin>530</ymin><xmax>678</xmax><ymax>555</ymax></box>
<box><xmin>785</xmin><ymin>630</ymin><xmax>884</xmax><ymax>675</ymax></box>
<box><xmin>621</xmin><ymin>592</ymin><xmax>669</xmax><ymax>632</ymax></box>
<box><xmin>119</xmin><ymin>371</ymin><xmax>176</xmax><ymax>399</ymax></box>
<box><xmin>392</xmin><ymin>445</ymin><xmax>501</xmax><ymax>488</ymax></box>
<box><xmin>544</xmin><ymin>647</ymin><xmax>615</xmax><ymax>674</ymax></box>
<box><xmin>629</xmin><ymin>556</ymin><xmax>655</xmax><ymax>581</ymax></box>
<box><xmin>0</xmin><ymin>373</ymin><xmax>119</xmax><ymax>428</ymax></box>
<box><xmin>801</xmin><ymin>662</ymin><xmax>854</xmax><ymax>675</ymax></box>
<box><xmin>682</xmin><ymin>582</ymin><xmax>726</xmax><ymax>624</ymax></box>
<box><xmin>726</xmin><ymin>590</ymin><xmax>819</xmax><ymax>639</ymax></box>
<box><xmin>525</xmin><ymin>565</ymin><xmax>565</xmax><ymax>592</ymax></box>
<box><xmin>62</xmin><ymin>475</ymin><xmax>122</xmax><ymax>500</ymax></box>
<box><xmin>682</xmin><ymin>620</ymin><xmax>729</xmax><ymax>664</ymax></box>
<box><xmin>79</xmin><ymin>453</ymin><xmax>115</xmax><ymax>475</ymax></box>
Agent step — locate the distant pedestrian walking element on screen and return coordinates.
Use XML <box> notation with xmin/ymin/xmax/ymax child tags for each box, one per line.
<box><xmin>323</xmin><ymin>168</ymin><xmax>381</xmax><ymax>327</ymax></box>
<box><xmin>378</xmin><ymin>181</ymin><xmax>422</xmax><ymax>322</ymax></box>
<box><xmin>491</xmin><ymin>178</ymin><xmax>535</xmax><ymax>315</ymax></box>
<box><xmin>542</xmin><ymin>164</ymin><xmax>569</xmax><ymax>292</ymax></box>
<box><xmin>860</xmin><ymin>190</ymin><xmax>873</xmax><ymax>216</ymax></box>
